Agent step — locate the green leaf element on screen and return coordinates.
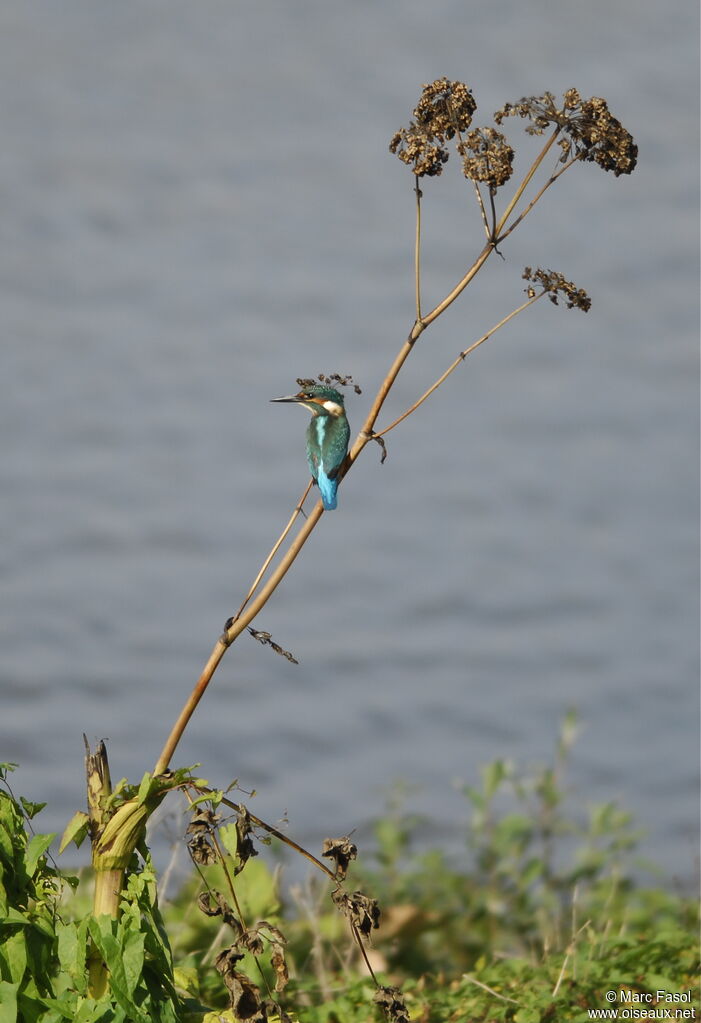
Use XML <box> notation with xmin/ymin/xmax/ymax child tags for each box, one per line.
<box><xmin>514</xmin><ymin>1007</ymin><xmax>542</xmax><ymax>1023</ymax></box>
<box><xmin>520</xmin><ymin>856</ymin><xmax>546</xmax><ymax>886</ymax></box>
<box><xmin>219</xmin><ymin>822</ymin><xmax>239</xmax><ymax>859</ymax></box>
<box><xmin>0</xmin><ymin>982</ymin><xmax>20</xmax><ymax>1023</ymax></box>
<box><xmin>137</xmin><ymin>772</ymin><xmax>155</xmax><ymax>807</ymax></box>
<box><xmin>187</xmin><ymin>790</ymin><xmax>221</xmax><ymax>809</ymax></box>
<box><xmin>19</xmin><ymin>797</ymin><xmax>47</xmax><ymax>821</ymax></box>
<box><xmin>1</xmin><ymin>931</ymin><xmax>27</xmax><ymax>984</ymax></box>
<box><xmin>2</xmin><ymin>907</ymin><xmax>31</xmax><ymax>926</ymax></box>
<box><xmin>56</xmin><ymin>919</ymin><xmax>88</xmax><ymax>988</ymax></box>
<box><xmin>482</xmin><ymin>759</ymin><xmax>508</xmax><ymax>800</ymax></box>
<box><xmin>644</xmin><ymin>973</ymin><xmax>684</xmax><ymax>993</ymax></box>
<box><xmin>59</xmin><ymin>812</ymin><xmax>90</xmax><ymax>854</ymax></box>
<box><xmin>121</xmin><ymin>929</ymin><xmax>146</xmax><ymax>997</ymax></box>
<box><xmin>462</xmin><ymin>784</ymin><xmax>485</xmax><ymax>810</ymax></box>
<box><xmin>25</xmin><ymin>832</ymin><xmax>55</xmax><ymax>878</ymax></box>
<box><xmin>0</xmin><ymin>819</ymin><xmax>15</xmax><ymax>865</ymax></box>
<box><xmin>88</xmin><ymin>917</ymin><xmax>150</xmax><ymax>1023</ymax></box>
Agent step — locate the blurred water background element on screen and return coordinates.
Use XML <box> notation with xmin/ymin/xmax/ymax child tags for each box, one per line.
<box><xmin>1</xmin><ymin>1</ymin><xmax>698</xmax><ymax>886</ymax></box>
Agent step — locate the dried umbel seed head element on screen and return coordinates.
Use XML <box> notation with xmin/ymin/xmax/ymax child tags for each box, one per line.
<box><xmin>495</xmin><ymin>89</ymin><xmax>637</xmax><ymax>177</ymax></box>
<box><xmin>458</xmin><ymin>127</ymin><xmax>515</xmax><ymax>190</ymax></box>
<box><xmin>523</xmin><ymin>267</ymin><xmax>591</xmax><ymax>311</ymax></box>
<box><xmin>296</xmin><ymin>373</ymin><xmax>361</xmax><ymax>394</ymax></box>
<box><xmin>390</xmin><ymin>78</ymin><xmax>476</xmax><ymax>177</ymax></box>
<box><xmin>389</xmin><ymin>125</ymin><xmax>449</xmax><ymax>177</ymax></box>
<box><xmin>494</xmin><ymin>91</ymin><xmax>562</xmax><ymax>136</ymax></box>
<box><xmin>567</xmin><ymin>94</ymin><xmax>638</xmax><ymax>176</ymax></box>
<box><xmin>413</xmin><ymin>77</ymin><xmax>477</xmax><ymax>141</ymax></box>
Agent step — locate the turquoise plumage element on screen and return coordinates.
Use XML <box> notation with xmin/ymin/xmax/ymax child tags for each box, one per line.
<box><xmin>271</xmin><ymin>385</ymin><xmax>350</xmax><ymax>510</ymax></box>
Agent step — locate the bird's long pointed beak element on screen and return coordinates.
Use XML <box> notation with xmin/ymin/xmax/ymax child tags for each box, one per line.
<box><xmin>270</xmin><ymin>394</ymin><xmax>303</xmax><ymax>403</ymax></box>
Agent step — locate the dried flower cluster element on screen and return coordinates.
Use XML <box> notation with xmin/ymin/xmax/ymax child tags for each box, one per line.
<box><xmin>296</xmin><ymin>373</ymin><xmax>362</xmax><ymax>395</ymax></box>
<box><xmin>413</xmin><ymin>77</ymin><xmax>477</xmax><ymax>139</ymax></box>
<box><xmin>523</xmin><ymin>267</ymin><xmax>592</xmax><ymax>311</ymax></box>
<box><xmin>495</xmin><ymin>88</ymin><xmax>637</xmax><ymax>176</ymax></box>
<box><xmin>562</xmin><ymin>90</ymin><xmax>638</xmax><ymax>175</ymax></box>
<box><xmin>459</xmin><ymin>126</ymin><xmax>514</xmax><ymax>190</ymax></box>
<box><xmin>390</xmin><ymin>77</ymin><xmax>476</xmax><ymax>177</ymax></box>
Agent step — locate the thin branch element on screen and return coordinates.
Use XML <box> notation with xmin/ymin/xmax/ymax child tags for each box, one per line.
<box><xmin>552</xmin><ymin>919</ymin><xmax>592</xmax><ymax>997</ymax></box>
<box><xmin>494</xmin><ymin>127</ymin><xmax>561</xmax><ymax>238</ymax></box>
<box><xmin>497</xmin><ymin>152</ymin><xmax>582</xmax><ymax>244</ymax></box>
<box><xmin>488</xmin><ymin>187</ymin><xmax>498</xmax><ymax>237</ymax></box>
<box><xmin>376</xmin><ymin>292</ymin><xmax>543</xmax><ymax>439</ymax></box>
<box><xmin>419</xmin><ymin>239</ymin><xmax>493</xmax><ymax>331</ymax></box>
<box><xmin>462</xmin><ymin>973</ymin><xmax>520</xmax><ymax>1005</ymax></box>
<box><xmin>414</xmin><ymin>177</ymin><xmax>423</xmax><ymax>323</ymax></box>
<box><xmin>352</xmin><ymin>922</ymin><xmax>379</xmax><ymax>984</ymax></box>
<box><xmin>473</xmin><ymin>180</ymin><xmax>491</xmax><ymax>240</ymax></box>
<box><xmin>232</xmin><ymin>481</ymin><xmax>312</xmax><ymax>621</ymax></box>
<box><xmin>187</xmin><ymin>785</ymin><xmax>337</xmax><ymax>879</ymax></box>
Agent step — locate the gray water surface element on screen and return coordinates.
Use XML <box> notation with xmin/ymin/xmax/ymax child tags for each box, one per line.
<box><xmin>2</xmin><ymin>1</ymin><xmax>698</xmax><ymax>884</ymax></box>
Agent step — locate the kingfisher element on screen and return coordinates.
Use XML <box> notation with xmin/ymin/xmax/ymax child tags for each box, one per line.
<box><xmin>270</xmin><ymin>385</ymin><xmax>351</xmax><ymax>510</ymax></box>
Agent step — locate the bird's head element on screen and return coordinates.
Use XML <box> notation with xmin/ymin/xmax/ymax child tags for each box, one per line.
<box><xmin>270</xmin><ymin>384</ymin><xmax>346</xmax><ymax>417</ymax></box>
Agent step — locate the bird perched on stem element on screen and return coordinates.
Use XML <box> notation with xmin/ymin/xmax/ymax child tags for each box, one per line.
<box><xmin>270</xmin><ymin>385</ymin><xmax>351</xmax><ymax>510</ymax></box>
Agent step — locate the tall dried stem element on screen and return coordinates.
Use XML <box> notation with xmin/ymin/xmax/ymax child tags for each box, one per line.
<box><xmin>152</xmin><ymin>85</ymin><xmax>632</xmax><ymax>779</ymax></box>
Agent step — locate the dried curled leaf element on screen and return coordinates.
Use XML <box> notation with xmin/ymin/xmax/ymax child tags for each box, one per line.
<box><xmin>244</xmin><ymin>921</ymin><xmax>289</xmax><ymax>993</ymax></box>
<box><xmin>372</xmin><ymin>433</ymin><xmax>388</xmax><ymax>465</ymax></box>
<box><xmin>270</xmin><ymin>938</ymin><xmax>289</xmax><ymax>993</ymax></box>
<box><xmin>234</xmin><ymin>807</ymin><xmax>258</xmax><ymax>875</ymax></box>
<box><xmin>374</xmin><ymin>985</ymin><xmax>411</xmax><ymax>1023</ymax></box>
<box><xmin>239</xmin><ymin>927</ymin><xmax>265</xmax><ymax>956</ymax></box>
<box><xmin>187</xmin><ymin>830</ymin><xmax>217</xmax><ymax>865</ymax></box>
<box><xmin>331</xmin><ymin>887</ymin><xmax>381</xmax><ymax>939</ymax></box>
<box><xmin>197</xmin><ymin>890</ymin><xmax>242</xmax><ymax>934</ymax></box>
<box><xmin>495</xmin><ymin>88</ymin><xmax>637</xmax><ymax>176</ymax></box>
<box><xmin>186</xmin><ymin>807</ymin><xmax>221</xmax><ymax>834</ymax></box>
<box><xmin>186</xmin><ymin>806</ymin><xmax>221</xmax><ymax>864</ymax></box>
<box><xmin>523</xmin><ymin>267</ymin><xmax>591</xmax><ymax>311</ymax></box>
<box><xmin>248</xmin><ymin>627</ymin><xmax>299</xmax><ymax>665</ymax></box>
<box><xmin>214</xmin><ymin>946</ymin><xmax>262</xmax><ymax>1019</ymax></box>
<box><xmin>322</xmin><ymin>836</ymin><xmax>358</xmax><ymax>879</ymax></box>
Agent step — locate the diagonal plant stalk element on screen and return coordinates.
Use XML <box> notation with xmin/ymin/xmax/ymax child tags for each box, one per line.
<box><xmin>493</xmin><ymin>127</ymin><xmax>560</xmax><ymax>240</ymax></box>
<box><xmin>152</xmin><ymin>125</ymin><xmax>576</xmax><ymax>779</ymax></box>
<box><xmin>233</xmin><ymin>480</ymin><xmax>312</xmax><ymax>621</ymax></box>
<box><xmin>374</xmin><ymin>292</ymin><xmax>544</xmax><ymax>439</ymax></box>
<box><xmin>497</xmin><ymin>150</ymin><xmax>582</xmax><ymax>244</ymax></box>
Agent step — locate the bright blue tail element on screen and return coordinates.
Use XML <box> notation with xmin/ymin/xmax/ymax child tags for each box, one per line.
<box><xmin>317</xmin><ymin>469</ymin><xmax>338</xmax><ymax>510</ymax></box>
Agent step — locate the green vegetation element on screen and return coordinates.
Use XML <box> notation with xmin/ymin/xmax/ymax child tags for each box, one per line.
<box><xmin>1</xmin><ymin>716</ymin><xmax>698</xmax><ymax>1022</ymax></box>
